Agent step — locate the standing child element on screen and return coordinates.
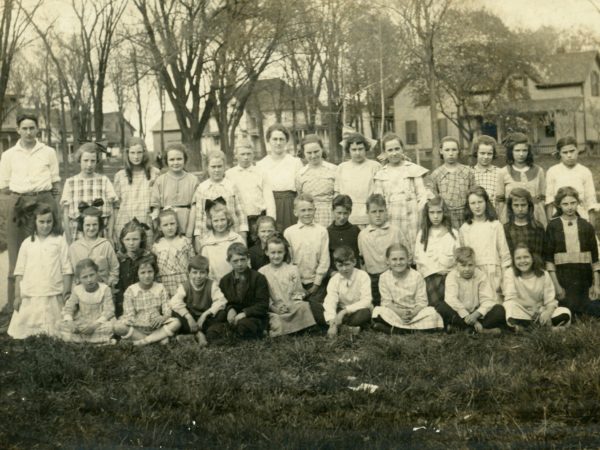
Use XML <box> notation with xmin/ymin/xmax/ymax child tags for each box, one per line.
<box><xmin>471</xmin><ymin>135</ymin><xmax>499</xmax><ymax>208</ymax></box>
<box><xmin>544</xmin><ymin>187</ymin><xmax>600</xmax><ymax>317</ymax></box>
<box><xmin>152</xmin><ymin>209</ymin><xmax>195</xmax><ymax>297</ymax></box>
<box><xmin>61</xmin><ymin>143</ymin><xmax>118</xmax><ymax>243</ymax></box>
<box><xmin>327</xmin><ymin>195</ymin><xmax>360</xmax><ymax>271</ymax></box>
<box><xmin>334</xmin><ymin>132</ymin><xmax>381</xmax><ymax>228</ymax></box>
<box><xmin>503</xmin><ymin>187</ymin><xmax>545</xmax><ymax>258</ymax></box>
<box><xmin>436</xmin><ymin>247</ymin><xmax>505</xmax><ymax>333</ymax></box>
<box><xmin>371</xmin><ymin>133</ymin><xmax>429</xmax><ymax>256</ymax></box>
<box><xmin>8</xmin><ymin>203</ymin><xmax>73</xmax><ymax>339</ymax></box>
<box><xmin>58</xmin><ymin>259</ymin><xmax>115</xmax><ymax>343</ymax></box>
<box><xmin>295</xmin><ymin>134</ymin><xmax>337</xmax><ymax>227</ymax></box>
<box><xmin>545</xmin><ymin>136</ymin><xmax>598</xmax><ymax>220</ymax></box>
<box><xmin>372</xmin><ymin>244</ymin><xmax>443</xmax><ymax>333</ymax></box>
<box><xmin>114</xmin><ymin>219</ymin><xmax>154</xmax><ymax>318</ymax></box>
<box><xmin>249</xmin><ymin>215</ymin><xmax>276</xmax><ymax>271</ymax></box>
<box><xmin>150</xmin><ymin>143</ymin><xmax>199</xmax><ymax>237</ymax></box>
<box><xmin>459</xmin><ymin>186</ymin><xmax>512</xmax><ymax>297</ymax></box>
<box><xmin>429</xmin><ymin>136</ymin><xmax>475</xmax><ymax>229</ymax></box>
<box><xmin>113</xmin><ymin>137</ymin><xmax>160</xmax><ymax>246</ymax></box>
<box><xmin>324</xmin><ymin>246</ymin><xmax>372</xmax><ymax>338</ymax></box>
<box><xmin>114</xmin><ymin>255</ymin><xmax>180</xmax><ymax>345</ymax></box>
<box><xmin>200</xmin><ymin>203</ymin><xmax>246</xmax><ymax>282</ymax></box>
<box><xmin>414</xmin><ymin>197</ymin><xmax>458</xmax><ymax>307</ymax></box>
<box><xmin>226</xmin><ymin>141</ymin><xmax>275</xmax><ymax>247</ymax></box>
<box><xmin>259</xmin><ymin>235</ymin><xmax>317</xmax><ymax>337</ymax></box>
<box><xmin>503</xmin><ymin>244</ymin><xmax>571</xmax><ymax>331</ymax></box>
<box><xmin>496</xmin><ymin>132</ymin><xmax>547</xmax><ymax>227</ymax></box>
<box><xmin>283</xmin><ymin>194</ymin><xmax>330</xmax><ymax>303</ymax></box>
<box><xmin>358</xmin><ymin>193</ymin><xmax>410</xmax><ymax>306</ymax></box>
<box><xmin>191</xmin><ymin>150</ymin><xmax>248</xmax><ymax>250</ymax></box>
<box><xmin>205</xmin><ymin>243</ymin><xmax>270</xmax><ymax>340</ymax></box>
<box><xmin>169</xmin><ymin>255</ymin><xmax>227</xmax><ymax>347</ymax></box>
<box><xmin>69</xmin><ymin>203</ymin><xmax>119</xmax><ymax>289</ymax></box>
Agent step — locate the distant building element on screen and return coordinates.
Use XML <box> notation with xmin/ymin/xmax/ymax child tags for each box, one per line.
<box><xmin>393</xmin><ymin>50</ymin><xmax>600</xmax><ymax>154</ymax></box>
<box><xmin>0</xmin><ymin>94</ymin><xmax>21</xmax><ymax>153</ymax></box>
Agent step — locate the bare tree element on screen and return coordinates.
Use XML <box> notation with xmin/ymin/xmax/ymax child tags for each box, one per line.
<box><xmin>131</xmin><ymin>0</ymin><xmax>227</xmax><ymax>170</ymax></box>
<box><xmin>388</xmin><ymin>0</ymin><xmax>454</xmax><ymax>168</ymax></box>
<box><xmin>73</xmin><ymin>0</ymin><xmax>127</xmax><ymax>141</ymax></box>
<box><xmin>0</xmin><ymin>0</ymin><xmax>41</xmax><ymax>133</ymax></box>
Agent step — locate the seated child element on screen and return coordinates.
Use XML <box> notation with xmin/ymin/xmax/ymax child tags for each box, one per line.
<box><xmin>249</xmin><ymin>215</ymin><xmax>276</xmax><ymax>270</ymax></box>
<box><xmin>283</xmin><ymin>194</ymin><xmax>330</xmax><ymax>303</ymax></box>
<box><xmin>503</xmin><ymin>243</ymin><xmax>571</xmax><ymax>331</ymax></box>
<box><xmin>324</xmin><ymin>246</ymin><xmax>372</xmax><ymax>338</ymax></box>
<box><xmin>58</xmin><ymin>259</ymin><xmax>115</xmax><ymax>344</ymax></box>
<box><xmin>169</xmin><ymin>255</ymin><xmax>227</xmax><ymax>346</ymax></box>
<box><xmin>113</xmin><ymin>254</ymin><xmax>180</xmax><ymax>346</ymax></box>
<box><xmin>358</xmin><ymin>193</ymin><xmax>410</xmax><ymax>306</ymax></box>
<box><xmin>327</xmin><ymin>194</ymin><xmax>360</xmax><ymax>272</ymax></box>
<box><xmin>436</xmin><ymin>247</ymin><xmax>506</xmax><ymax>333</ymax></box>
<box><xmin>259</xmin><ymin>235</ymin><xmax>317</xmax><ymax>337</ymax></box>
<box><xmin>372</xmin><ymin>244</ymin><xmax>444</xmax><ymax>333</ymax></box>
<box><xmin>205</xmin><ymin>243</ymin><xmax>270</xmax><ymax>340</ymax></box>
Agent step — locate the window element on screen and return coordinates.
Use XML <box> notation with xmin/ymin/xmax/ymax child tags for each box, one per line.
<box><xmin>405</xmin><ymin>120</ymin><xmax>418</xmax><ymax>145</ymax></box>
<box><xmin>592</xmin><ymin>71</ymin><xmax>599</xmax><ymax>97</ymax></box>
<box><xmin>437</xmin><ymin>118</ymin><xmax>448</xmax><ymax>141</ymax></box>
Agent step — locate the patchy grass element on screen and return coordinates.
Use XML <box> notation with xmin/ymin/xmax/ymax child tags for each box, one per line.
<box><xmin>2</xmin><ymin>323</ymin><xmax>600</xmax><ymax>448</ymax></box>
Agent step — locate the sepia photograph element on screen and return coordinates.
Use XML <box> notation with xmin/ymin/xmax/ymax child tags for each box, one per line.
<box><xmin>1</xmin><ymin>0</ymin><xmax>600</xmax><ymax>447</ymax></box>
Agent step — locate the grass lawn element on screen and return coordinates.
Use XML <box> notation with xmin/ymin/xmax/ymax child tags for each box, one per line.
<box><xmin>2</xmin><ymin>324</ymin><xmax>600</xmax><ymax>448</ymax></box>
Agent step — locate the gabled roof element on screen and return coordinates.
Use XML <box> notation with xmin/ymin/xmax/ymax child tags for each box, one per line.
<box><xmin>536</xmin><ymin>51</ymin><xmax>600</xmax><ymax>87</ymax></box>
<box><xmin>242</xmin><ymin>78</ymin><xmax>325</xmax><ymax>113</ymax></box>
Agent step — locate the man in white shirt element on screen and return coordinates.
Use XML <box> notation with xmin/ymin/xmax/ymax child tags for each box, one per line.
<box><xmin>0</xmin><ymin>114</ymin><xmax>61</xmax><ymax>330</ymax></box>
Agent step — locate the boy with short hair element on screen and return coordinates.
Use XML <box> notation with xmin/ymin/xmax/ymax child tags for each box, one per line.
<box><xmin>429</xmin><ymin>136</ymin><xmax>475</xmax><ymax>229</ymax></box>
<box><xmin>324</xmin><ymin>246</ymin><xmax>372</xmax><ymax>338</ymax></box>
<box><xmin>169</xmin><ymin>255</ymin><xmax>227</xmax><ymax>346</ymax></box>
<box><xmin>436</xmin><ymin>246</ymin><xmax>505</xmax><ymax>333</ymax></box>
<box><xmin>358</xmin><ymin>194</ymin><xmax>410</xmax><ymax>306</ymax></box>
<box><xmin>284</xmin><ymin>194</ymin><xmax>330</xmax><ymax>303</ymax></box>
<box><xmin>225</xmin><ymin>142</ymin><xmax>276</xmax><ymax>246</ymax></box>
<box><xmin>205</xmin><ymin>243</ymin><xmax>270</xmax><ymax>340</ymax></box>
<box><xmin>327</xmin><ymin>194</ymin><xmax>360</xmax><ymax>271</ymax></box>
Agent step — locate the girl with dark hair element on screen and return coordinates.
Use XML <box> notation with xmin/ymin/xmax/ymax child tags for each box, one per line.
<box><xmin>503</xmin><ymin>187</ymin><xmax>545</xmax><ymax>258</ymax></box>
<box><xmin>113</xmin><ymin>137</ymin><xmax>160</xmax><ymax>246</ymax></box>
<box><xmin>459</xmin><ymin>186</ymin><xmax>512</xmax><ymax>298</ymax></box>
<box><xmin>8</xmin><ymin>202</ymin><xmax>73</xmax><ymax>339</ymax></box>
<box><xmin>496</xmin><ymin>132</ymin><xmax>547</xmax><ymax>227</ymax></box>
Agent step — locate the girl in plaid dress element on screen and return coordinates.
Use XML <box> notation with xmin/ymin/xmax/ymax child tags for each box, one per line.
<box><xmin>58</xmin><ymin>259</ymin><xmax>115</xmax><ymax>344</ymax></box>
<box><xmin>414</xmin><ymin>196</ymin><xmax>458</xmax><ymax>307</ymax></box>
<box><xmin>113</xmin><ymin>138</ymin><xmax>160</xmax><ymax>247</ymax></box>
<box><xmin>371</xmin><ymin>133</ymin><xmax>430</xmax><ymax>257</ymax></box>
<box><xmin>113</xmin><ymin>255</ymin><xmax>181</xmax><ymax>346</ymax></box>
<box><xmin>503</xmin><ymin>188</ymin><xmax>545</xmax><ymax>259</ymax></box>
<box><xmin>295</xmin><ymin>134</ymin><xmax>336</xmax><ymax>227</ymax></box>
<box><xmin>61</xmin><ymin>143</ymin><xmax>117</xmax><ymax>244</ymax></box>
<box><xmin>372</xmin><ymin>244</ymin><xmax>444</xmax><ymax>333</ymax></box>
<box><xmin>152</xmin><ymin>209</ymin><xmax>194</xmax><ymax>297</ymax></box>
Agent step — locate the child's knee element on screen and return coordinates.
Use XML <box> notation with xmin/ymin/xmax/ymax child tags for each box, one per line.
<box><xmin>163</xmin><ymin>318</ymin><xmax>181</xmax><ymax>335</ymax></box>
<box><xmin>344</xmin><ymin>308</ymin><xmax>372</xmax><ymax>327</ymax></box>
<box><xmin>113</xmin><ymin>322</ymin><xmax>130</xmax><ymax>336</ymax></box>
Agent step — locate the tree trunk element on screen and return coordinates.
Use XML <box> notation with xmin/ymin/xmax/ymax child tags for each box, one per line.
<box><xmin>132</xmin><ymin>48</ymin><xmax>144</xmax><ymax>139</ymax></box>
<box><xmin>429</xmin><ymin>69</ymin><xmax>440</xmax><ymax>168</ymax></box>
<box><xmin>59</xmin><ymin>82</ymin><xmax>70</xmax><ymax>175</ymax></box>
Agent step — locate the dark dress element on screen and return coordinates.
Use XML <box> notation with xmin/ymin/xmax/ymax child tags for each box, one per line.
<box><xmin>115</xmin><ymin>249</ymin><xmax>155</xmax><ymax>317</ymax></box>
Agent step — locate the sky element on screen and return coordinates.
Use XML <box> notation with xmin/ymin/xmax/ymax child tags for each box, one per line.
<box><xmin>19</xmin><ymin>0</ymin><xmax>600</xmax><ymax>150</ymax></box>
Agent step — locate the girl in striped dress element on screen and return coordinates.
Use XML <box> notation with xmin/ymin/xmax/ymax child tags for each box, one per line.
<box><xmin>113</xmin><ymin>137</ymin><xmax>160</xmax><ymax>247</ymax></box>
<box><xmin>295</xmin><ymin>134</ymin><xmax>336</xmax><ymax>227</ymax></box>
<box><xmin>152</xmin><ymin>209</ymin><xmax>195</xmax><ymax>297</ymax></box>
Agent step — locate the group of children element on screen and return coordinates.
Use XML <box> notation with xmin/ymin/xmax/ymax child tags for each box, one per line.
<box><xmin>6</xmin><ymin>125</ymin><xmax>600</xmax><ymax>346</ymax></box>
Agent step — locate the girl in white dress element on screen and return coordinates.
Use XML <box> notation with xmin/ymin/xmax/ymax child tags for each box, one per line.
<box><xmin>459</xmin><ymin>186</ymin><xmax>512</xmax><ymax>298</ymax></box>
<box><xmin>8</xmin><ymin>202</ymin><xmax>73</xmax><ymax>339</ymax></box>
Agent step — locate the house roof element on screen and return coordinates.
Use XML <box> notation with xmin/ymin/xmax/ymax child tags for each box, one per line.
<box><xmin>243</xmin><ymin>78</ymin><xmax>326</xmax><ymax>113</ymax></box>
<box><xmin>536</xmin><ymin>51</ymin><xmax>600</xmax><ymax>87</ymax></box>
<box><xmin>150</xmin><ymin>111</ymin><xmax>219</xmax><ymax>136</ymax></box>
<box><xmin>18</xmin><ymin>108</ymin><xmax>136</xmax><ymax>133</ymax></box>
